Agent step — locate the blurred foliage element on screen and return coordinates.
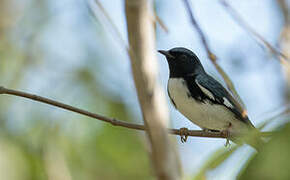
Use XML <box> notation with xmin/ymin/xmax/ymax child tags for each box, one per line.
<box><xmin>0</xmin><ymin>0</ymin><xmax>152</xmax><ymax>179</ymax></box>
<box><xmin>1</xmin><ymin>0</ymin><xmax>290</xmax><ymax>179</ymax></box>
<box><xmin>194</xmin><ymin>146</ymin><xmax>239</xmax><ymax>180</ymax></box>
<box><xmin>239</xmin><ymin>122</ymin><xmax>290</xmax><ymax>180</ymax></box>
<box><xmin>192</xmin><ymin>111</ymin><xmax>290</xmax><ymax>179</ymax></box>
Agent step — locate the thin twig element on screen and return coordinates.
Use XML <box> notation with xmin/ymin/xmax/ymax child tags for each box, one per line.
<box><xmin>0</xmin><ymin>86</ymin><xmax>272</xmax><ymax>138</ymax></box>
<box><xmin>220</xmin><ymin>0</ymin><xmax>289</xmax><ymax>62</ymax></box>
<box><xmin>182</xmin><ymin>0</ymin><xmax>245</xmax><ymax>107</ymax></box>
<box><xmin>277</xmin><ymin>0</ymin><xmax>290</xmax><ymax>24</ymax></box>
<box><xmin>277</xmin><ymin>0</ymin><xmax>290</xmax><ymax>101</ymax></box>
<box><xmin>88</xmin><ymin>0</ymin><xmax>129</xmax><ymax>51</ymax></box>
<box><xmin>88</xmin><ymin>0</ymin><xmax>169</xmax><ymax>50</ymax></box>
<box><xmin>154</xmin><ymin>13</ymin><xmax>169</xmax><ymax>33</ymax></box>
<box><xmin>258</xmin><ymin>107</ymin><xmax>290</xmax><ymax>130</ymax></box>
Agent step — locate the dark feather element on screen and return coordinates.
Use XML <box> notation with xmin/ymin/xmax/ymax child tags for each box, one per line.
<box><xmin>185</xmin><ymin>73</ymin><xmax>255</xmax><ymax>127</ymax></box>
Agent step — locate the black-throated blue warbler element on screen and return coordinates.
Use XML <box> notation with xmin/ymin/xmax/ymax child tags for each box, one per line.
<box><xmin>158</xmin><ymin>47</ymin><xmax>261</xmax><ymax>149</ymax></box>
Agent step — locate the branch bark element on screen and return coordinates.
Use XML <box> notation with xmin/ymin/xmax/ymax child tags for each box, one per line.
<box><xmin>125</xmin><ymin>0</ymin><xmax>181</xmax><ymax>179</ymax></box>
<box><xmin>0</xmin><ymin>86</ymin><xmax>224</xmax><ymax>139</ymax></box>
<box><xmin>1</xmin><ymin>86</ymin><xmax>270</xmax><ymax>138</ymax></box>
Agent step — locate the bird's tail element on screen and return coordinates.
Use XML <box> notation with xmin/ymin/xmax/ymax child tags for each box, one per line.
<box><xmin>231</xmin><ymin>128</ymin><xmax>265</xmax><ymax>152</ymax></box>
<box><xmin>245</xmin><ymin>136</ymin><xmax>265</xmax><ymax>152</ymax></box>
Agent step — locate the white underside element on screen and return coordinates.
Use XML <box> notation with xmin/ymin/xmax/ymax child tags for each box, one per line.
<box><xmin>168</xmin><ymin>78</ymin><xmax>248</xmax><ymax>133</ymax></box>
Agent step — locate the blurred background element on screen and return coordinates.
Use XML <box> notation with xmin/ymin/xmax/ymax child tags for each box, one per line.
<box><xmin>0</xmin><ymin>0</ymin><xmax>290</xmax><ymax>179</ymax></box>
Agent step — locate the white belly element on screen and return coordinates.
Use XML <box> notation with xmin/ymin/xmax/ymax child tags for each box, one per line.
<box><xmin>168</xmin><ymin>78</ymin><xmax>247</xmax><ymax>133</ymax></box>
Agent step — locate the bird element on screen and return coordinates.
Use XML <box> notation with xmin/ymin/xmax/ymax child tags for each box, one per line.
<box><xmin>158</xmin><ymin>47</ymin><xmax>262</xmax><ymax>149</ymax></box>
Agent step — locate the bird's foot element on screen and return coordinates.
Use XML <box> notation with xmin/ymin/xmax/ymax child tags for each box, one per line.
<box><xmin>221</xmin><ymin>124</ymin><xmax>232</xmax><ymax>147</ymax></box>
<box><xmin>179</xmin><ymin>127</ymin><xmax>189</xmax><ymax>143</ymax></box>
<box><xmin>225</xmin><ymin>138</ymin><xmax>231</xmax><ymax>147</ymax></box>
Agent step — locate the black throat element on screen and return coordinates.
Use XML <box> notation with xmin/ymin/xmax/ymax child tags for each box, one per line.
<box><xmin>168</xmin><ymin>64</ymin><xmax>205</xmax><ymax>78</ymax></box>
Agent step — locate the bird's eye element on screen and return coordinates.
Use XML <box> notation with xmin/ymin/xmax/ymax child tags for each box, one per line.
<box><xmin>179</xmin><ymin>55</ymin><xmax>187</xmax><ymax>60</ymax></box>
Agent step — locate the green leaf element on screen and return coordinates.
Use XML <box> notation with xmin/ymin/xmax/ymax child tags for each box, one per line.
<box><xmin>193</xmin><ymin>145</ymin><xmax>239</xmax><ymax>180</ymax></box>
<box><xmin>238</xmin><ymin>122</ymin><xmax>290</xmax><ymax>179</ymax></box>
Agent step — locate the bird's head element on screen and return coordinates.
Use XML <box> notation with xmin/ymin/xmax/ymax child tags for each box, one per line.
<box><xmin>158</xmin><ymin>47</ymin><xmax>204</xmax><ymax>77</ymax></box>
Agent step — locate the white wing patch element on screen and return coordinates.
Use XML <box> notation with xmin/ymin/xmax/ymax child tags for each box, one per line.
<box><xmin>223</xmin><ymin>97</ymin><xmax>234</xmax><ymax>108</ymax></box>
<box><xmin>195</xmin><ymin>80</ymin><xmax>215</xmax><ymax>100</ymax></box>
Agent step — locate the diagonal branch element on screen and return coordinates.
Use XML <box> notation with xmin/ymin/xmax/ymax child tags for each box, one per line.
<box><xmin>220</xmin><ymin>0</ymin><xmax>289</xmax><ymax>62</ymax></box>
<box><xmin>88</xmin><ymin>0</ymin><xmax>168</xmax><ymax>52</ymax></box>
<box><xmin>182</xmin><ymin>0</ymin><xmax>245</xmax><ymax>107</ymax></box>
<box><xmin>88</xmin><ymin>0</ymin><xmax>129</xmax><ymax>51</ymax></box>
<box><xmin>0</xmin><ymin>86</ymin><xmax>272</xmax><ymax>138</ymax></box>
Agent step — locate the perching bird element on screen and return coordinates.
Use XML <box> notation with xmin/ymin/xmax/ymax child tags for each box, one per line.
<box><xmin>158</xmin><ymin>47</ymin><xmax>261</xmax><ymax>148</ymax></box>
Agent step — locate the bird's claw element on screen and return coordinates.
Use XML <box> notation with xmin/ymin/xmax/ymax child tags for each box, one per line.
<box><xmin>225</xmin><ymin>138</ymin><xmax>230</xmax><ymax>147</ymax></box>
<box><xmin>221</xmin><ymin>126</ymin><xmax>231</xmax><ymax>147</ymax></box>
<box><xmin>179</xmin><ymin>127</ymin><xmax>189</xmax><ymax>143</ymax></box>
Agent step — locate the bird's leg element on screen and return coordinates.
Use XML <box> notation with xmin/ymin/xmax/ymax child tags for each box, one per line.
<box><xmin>221</xmin><ymin>123</ymin><xmax>232</xmax><ymax>147</ymax></box>
<box><xmin>225</xmin><ymin>138</ymin><xmax>230</xmax><ymax>147</ymax></box>
<box><xmin>179</xmin><ymin>127</ymin><xmax>189</xmax><ymax>143</ymax></box>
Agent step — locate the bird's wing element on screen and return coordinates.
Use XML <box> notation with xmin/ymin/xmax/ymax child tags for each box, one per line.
<box><xmin>195</xmin><ymin>74</ymin><xmax>255</xmax><ymax>127</ymax></box>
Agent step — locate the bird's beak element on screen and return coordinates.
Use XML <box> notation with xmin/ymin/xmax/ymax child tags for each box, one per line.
<box><xmin>158</xmin><ymin>50</ymin><xmax>174</xmax><ymax>59</ymax></box>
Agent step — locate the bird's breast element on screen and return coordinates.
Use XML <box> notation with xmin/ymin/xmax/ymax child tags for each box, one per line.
<box><xmin>167</xmin><ymin>78</ymin><xmax>247</xmax><ymax>133</ymax></box>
